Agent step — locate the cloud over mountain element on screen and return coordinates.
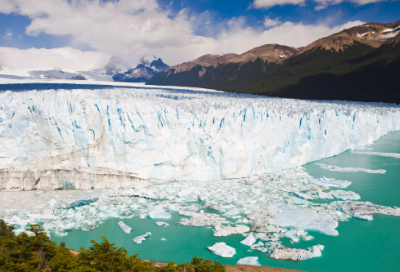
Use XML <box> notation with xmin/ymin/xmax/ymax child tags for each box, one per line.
<box><xmin>0</xmin><ymin>0</ymin><xmax>363</xmax><ymax>69</ymax></box>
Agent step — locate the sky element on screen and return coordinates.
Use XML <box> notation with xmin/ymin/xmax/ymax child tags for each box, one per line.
<box><xmin>0</xmin><ymin>0</ymin><xmax>399</xmax><ymax>70</ymax></box>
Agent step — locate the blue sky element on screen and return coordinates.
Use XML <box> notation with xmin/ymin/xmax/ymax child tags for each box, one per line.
<box><xmin>0</xmin><ymin>0</ymin><xmax>398</xmax><ymax>70</ymax></box>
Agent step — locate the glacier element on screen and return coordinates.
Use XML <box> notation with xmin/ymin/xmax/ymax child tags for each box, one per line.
<box><xmin>0</xmin><ymin>87</ymin><xmax>400</xmax><ymax>190</ymax></box>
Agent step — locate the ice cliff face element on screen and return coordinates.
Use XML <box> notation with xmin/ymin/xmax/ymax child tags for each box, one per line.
<box><xmin>0</xmin><ymin>87</ymin><xmax>400</xmax><ymax>190</ymax></box>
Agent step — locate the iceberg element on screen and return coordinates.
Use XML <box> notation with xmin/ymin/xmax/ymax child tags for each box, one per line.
<box><xmin>208</xmin><ymin>242</ymin><xmax>236</xmax><ymax>257</ymax></box>
<box><xmin>270</xmin><ymin>245</ymin><xmax>324</xmax><ymax>261</ymax></box>
<box><xmin>148</xmin><ymin>206</ymin><xmax>171</xmax><ymax>219</ymax></box>
<box><xmin>155</xmin><ymin>221</ymin><xmax>169</xmax><ymax>227</ymax></box>
<box><xmin>133</xmin><ymin>232</ymin><xmax>151</xmax><ymax>244</ymax></box>
<box><xmin>118</xmin><ymin>221</ymin><xmax>132</xmax><ymax>234</ymax></box>
<box><xmin>311</xmin><ymin>177</ymin><xmax>352</xmax><ymax>188</ymax></box>
<box><xmin>269</xmin><ymin>204</ymin><xmax>338</xmax><ymax>235</ymax></box>
<box><xmin>237</xmin><ymin>257</ymin><xmax>260</xmax><ymax>266</ymax></box>
<box><xmin>214</xmin><ymin>225</ymin><xmax>250</xmax><ymax>236</ymax></box>
<box><xmin>1</xmin><ymin>87</ymin><xmax>400</xmax><ymax>190</ymax></box>
<box><xmin>332</xmin><ymin>201</ymin><xmax>400</xmax><ymax>217</ymax></box>
<box><xmin>240</xmin><ymin>233</ymin><xmax>256</xmax><ymax>246</ymax></box>
<box><xmin>331</xmin><ymin>190</ymin><xmax>361</xmax><ymax>200</ymax></box>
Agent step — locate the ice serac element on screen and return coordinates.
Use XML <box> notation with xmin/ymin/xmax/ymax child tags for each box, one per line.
<box><xmin>0</xmin><ymin>87</ymin><xmax>400</xmax><ymax>190</ymax></box>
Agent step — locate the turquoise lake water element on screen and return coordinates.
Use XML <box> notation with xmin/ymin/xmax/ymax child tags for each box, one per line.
<box><xmin>52</xmin><ymin>132</ymin><xmax>400</xmax><ymax>272</ymax></box>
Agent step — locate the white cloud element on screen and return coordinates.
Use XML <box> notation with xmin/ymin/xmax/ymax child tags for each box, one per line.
<box><xmin>0</xmin><ymin>0</ymin><xmax>364</xmax><ymax>68</ymax></box>
<box><xmin>3</xmin><ymin>28</ymin><xmax>13</xmax><ymax>40</ymax></box>
<box><xmin>252</xmin><ymin>0</ymin><xmax>390</xmax><ymax>9</ymax></box>
<box><xmin>253</xmin><ymin>0</ymin><xmax>306</xmax><ymax>8</ymax></box>
<box><xmin>264</xmin><ymin>17</ymin><xmax>282</xmax><ymax>27</ymax></box>
<box><xmin>0</xmin><ymin>47</ymin><xmax>110</xmax><ymax>70</ymax></box>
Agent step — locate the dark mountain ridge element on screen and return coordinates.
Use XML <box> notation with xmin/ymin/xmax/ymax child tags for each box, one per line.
<box><xmin>147</xmin><ymin>20</ymin><xmax>400</xmax><ymax>104</ymax></box>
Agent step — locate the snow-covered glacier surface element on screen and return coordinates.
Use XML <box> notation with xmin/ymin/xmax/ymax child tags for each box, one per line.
<box><xmin>1</xmin><ymin>87</ymin><xmax>400</xmax><ymax>190</ymax></box>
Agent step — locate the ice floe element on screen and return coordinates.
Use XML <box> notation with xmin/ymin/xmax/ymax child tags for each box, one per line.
<box><xmin>118</xmin><ymin>221</ymin><xmax>132</xmax><ymax>234</ymax></box>
<box><xmin>241</xmin><ymin>233</ymin><xmax>257</xmax><ymax>246</ymax></box>
<box><xmin>331</xmin><ymin>190</ymin><xmax>361</xmax><ymax>200</ymax></box>
<box><xmin>133</xmin><ymin>232</ymin><xmax>151</xmax><ymax>244</ymax></box>
<box><xmin>208</xmin><ymin>242</ymin><xmax>236</xmax><ymax>257</ymax></box>
<box><xmin>155</xmin><ymin>221</ymin><xmax>169</xmax><ymax>227</ymax></box>
<box><xmin>352</xmin><ymin>151</ymin><xmax>400</xmax><ymax>159</ymax></box>
<box><xmin>270</xmin><ymin>245</ymin><xmax>324</xmax><ymax>261</ymax></box>
<box><xmin>316</xmin><ymin>163</ymin><xmax>386</xmax><ymax>174</ymax></box>
<box><xmin>332</xmin><ymin>201</ymin><xmax>400</xmax><ymax>218</ymax></box>
<box><xmin>237</xmin><ymin>257</ymin><xmax>260</xmax><ymax>266</ymax></box>
<box><xmin>214</xmin><ymin>225</ymin><xmax>250</xmax><ymax>236</ymax></box>
<box><xmin>311</xmin><ymin>177</ymin><xmax>352</xmax><ymax>188</ymax></box>
<box><xmin>269</xmin><ymin>204</ymin><xmax>339</xmax><ymax>236</ymax></box>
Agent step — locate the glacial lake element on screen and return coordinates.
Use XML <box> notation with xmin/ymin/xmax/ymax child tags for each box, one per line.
<box><xmin>51</xmin><ymin>131</ymin><xmax>400</xmax><ymax>272</ymax></box>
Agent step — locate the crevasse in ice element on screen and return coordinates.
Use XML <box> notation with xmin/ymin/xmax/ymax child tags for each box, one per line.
<box><xmin>1</xmin><ymin>87</ymin><xmax>400</xmax><ymax>190</ymax></box>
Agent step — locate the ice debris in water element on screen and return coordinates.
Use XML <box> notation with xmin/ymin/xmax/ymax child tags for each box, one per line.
<box><xmin>1</xmin><ymin>166</ymin><xmax>400</xmax><ymax>262</ymax></box>
<box><xmin>118</xmin><ymin>221</ymin><xmax>132</xmax><ymax>234</ymax></box>
<box><xmin>133</xmin><ymin>232</ymin><xmax>151</xmax><ymax>244</ymax></box>
<box><xmin>237</xmin><ymin>257</ymin><xmax>260</xmax><ymax>266</ymax></box>
<box><xmin>241</xmin><ymin>233</ymin><xmax>257</xmax><ymax>246</ymax></box>
<box><xmin>214</xmin><ymin>225</ymin><xmax>250</xmax><ymax>237</ymax></box>
<box><xmin>269</xmin><ymin>204</ymin><xmax>339</xmax><ymax>236</ymax></box>
<box><xmin>311</xmin><ymin>177</ymin><xmax>351</xmax><ymax>188</ymax></box>
<box><xmin>271</xmin><ymin>245</ymin><xmax>324</xmax><ymax>261</ymax></box>
<box><xmin>155</xmin><ymin>221</ymin><xmax>169</xmax><ymax>227</ymax></box>
<box><xmin>1</xmin><ymin>87</ymin><xmax>400</xmax><ymax>190</ymax></box>
<box><xmin>331</xmin><ymin>190</ymin><xmax>361</xmax><ymax>200</ymax></box>
<box><xmin>332</xmin><ymin>201</ymin><xmax>400</xmax><ymax>219</ymax></box>
<box><xmin>148</xmin><ymin>206</ymin><xmax>171</xmax><ymax>219</ymax></box>
<box><xmin>208</xmin><ymin>242</ymin><xmax>236</xmax><ymax>257</ymax></box>
<box><xmin>316</xmin><ymin>163</ymin><xmax>386</xmax><ymax>174</ymax></box>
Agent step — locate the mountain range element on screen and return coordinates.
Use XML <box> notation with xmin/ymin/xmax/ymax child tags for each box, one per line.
<box><xmin>111</xmin><ymin>56</ymin><xmax>169</xmax><ymax>83</ymax></box>
<box><xmin>147</xmin><ymin>20</ymin><xmax>400</xmax><ymax>104</ymax></box>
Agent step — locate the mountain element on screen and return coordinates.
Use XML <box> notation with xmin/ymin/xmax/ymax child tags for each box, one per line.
<box><xmin>113</xmin><ymin>56</ymin><xmax>169</xmax><ymax>82</ymax></box>
<box><xmin>147</xmin><ymin>44</ymin><xmax>297</xmax><ymax>89</ymax></box>
<box><xmin>147</xmin><ymin>20</ymin><xmax>400</xmax><ymax>104</ymax></box>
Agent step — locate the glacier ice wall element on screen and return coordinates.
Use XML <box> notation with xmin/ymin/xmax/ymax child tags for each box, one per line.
<box><xmin>0</xmin><ymin>87</ymin><xmax>400</xmax><ymax>190</ymax></box>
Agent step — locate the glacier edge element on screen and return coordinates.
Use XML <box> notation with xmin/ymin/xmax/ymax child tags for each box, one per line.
<box><xmin>0</xmin><ymin>87</ymin><xmax>400</xmax><ymax>190</ymax></box>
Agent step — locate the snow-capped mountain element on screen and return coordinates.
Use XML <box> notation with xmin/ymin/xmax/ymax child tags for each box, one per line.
<box><xmin>112</xmin><ymin>56</ymin><xmax>169</xmax><ymax>82</ymax></box>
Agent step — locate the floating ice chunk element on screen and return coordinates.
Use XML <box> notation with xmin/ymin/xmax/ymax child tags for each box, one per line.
<box><xmin>160</xmin><ymin>238</ymin><xmax>166</xmax><ymax>241</ymax></box>
<box><xmin>311</xmin><ymin>177</ymin><xmax>351</xmax><ymax>188</ymax></box>
<box><xmin>155</xmin><ymin>221</ymin><xmax>169</xmax><ymax>227</ymax></box>
<box><xmin>133</xmin><ymin>232</ymin><xmax>151</xmax><ymax>244</ymax></box>
<box><xmin>316</xmin><ymin>163</ymin><xmax>386</xmax><ymax>174</ymax></box>
<box><xmin>208</xmin><ymin>242</ymin><xmax>236</xmax><ymax>257</ymax></box>
<box><xmin>224</xmin><ymin>208</ymin><xmax>240</xmax><ymax>216</ymax></box>
<box><xmin>251</xmin><ymin>188</ymin><xmax>261</xmax><ymax>195</ymax></box>
<box><xmin>270</xmin><ymin>245</ymin><xmax>324</xmax><ymax>260</ymax></box>
<box><xmin>237</xmin><ymin>257</ymin><xmax>260</xmax><ymax>266</ymax></box>
<box><xmin>318</xmin><ymin>191</ymin><xmax>334</xmax><ymax>199</ymax></box>
<box><xmin>179</xmin><ymin>210</ymin><xmax>196</xmax><ymax>217</ymax></box>
<box><xmin>177</xmin><ymin>187</ymin><xmax>201</xmax><ymax>198</ymax></box>
<box><xmin>241</xmin><ymin>233</ymin><xmax>256</xmax><ymax>246</ymax></box>
<box><xmin>353</xmin><ymin>214</ymin><xmax>373</xmax><ymax>220</ymax></box>
<box><xmin>180</xmin><ymin>213</ymin><xmax>222</xmax><ymax>226</ymax></box>
<box><xmin>148</xmin><ymin>206</ymin><xmax>171</xmax><ymax>219</ymax></box>
<box><xmin>118</xmin><ymin>221</ymin><xmax>132</xmax><ymax>234</ymax></box>
<box><xmin>285</xmin><ymin>229</ymin><xmax>308</xmax><ymax>243</ymax></box>
<box><xmin>48</xmin><ymin>199</ymin><xmax>57</xmax><ymax>207</ymax></box>
<box><xmin>164</xmin><ymin>203</ymin><xmax>181</xmax><ymax>211</ymax></box>
<box><xmin>331</xmin><ymin>190</ymin><xmax>360</xmax><ymax>200</ymax></box>
<box><xmin>352</xmin><ymin>151</ymin><xmax>400</xmax><ymax>159</ymax></box>
<box><xmin>269</xmin><ymin>204</ymin><xmax>338</xmax><ymax>236</ymax></box>
<box><xmin>333</xmin><ymin>201</ymin><xmax>400</xmax><ymax>217</ymax></box>
<box><xmin>214</xmin><ymin>225</ymin><xmax>250</xmax><ymax>236</ymax></box>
